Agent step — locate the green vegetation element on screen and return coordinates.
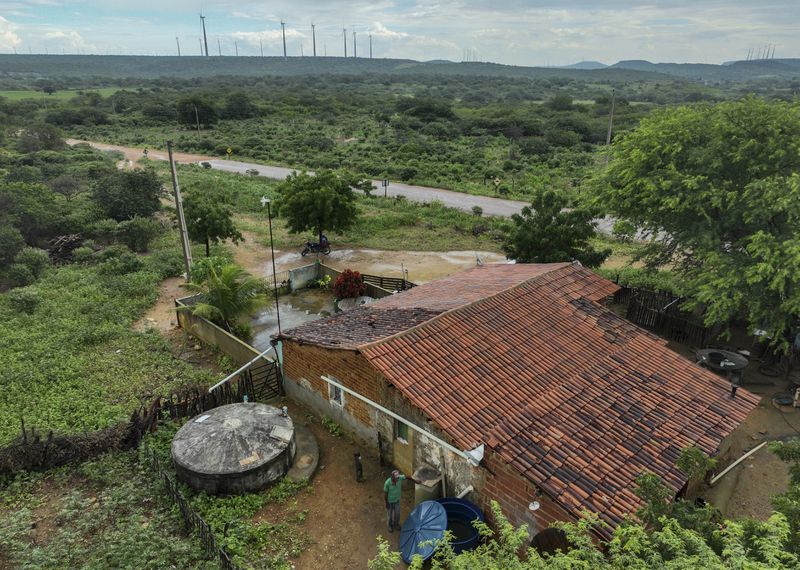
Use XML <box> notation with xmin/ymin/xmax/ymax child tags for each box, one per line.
<box><xmin>144</xmin><ymin>420</ymin><xmax>311</xmax><ymax>569</ymax></box>
<box><xmin>276</xmin><ymin>169</ymin><xmax>360</xmax><ymax>244</ymax></box>
<box><xmin>0</xmin><ymin>233</ymin><xmax>212</xmax><ymax>445</ymax></box>
<box><xmin>181</xmin><ymin>261</ymin><xmax>267</xmax><ymax>340</ymax></box>
<box><xmin>0</xmin><ymin>451</ymin><xmax>216</xmax><ymax>569</ymax></box>
<box><xmin>503</xmin><ymin>187</ymin><xmax>609</xmax><ymax>267</ymax></box>
<box><xmin>183</xmin><ymin>182</ymin><xmax>244</xmax><ymax>256</ymax></box>
<box><xmin>321</xmin><ymin>415</ymin><xmax>343</xmax><ymax>437</ymax></box>
<box><xmin>371</xmin><ymin>445</ymin><xmax>800</xmax><ymax>568</ymax></box>
<box><xmin>596</xmin><ymin>97</ymin><xmax>800</xmax><ymax>349</ymax></box>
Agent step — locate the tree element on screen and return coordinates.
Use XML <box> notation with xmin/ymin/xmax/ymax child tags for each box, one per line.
<box><xmin>176</xmin><ymin>95</ymin><xmax>218</xmax><ymax>128</ymax></box>
<box><xmin>596</xmin><ymin>98</ymin><xmax>800</xmax><ymax>350</ymax></box>
<box><xmin>17</xmin><ymin>123</ymin><xmax>64</xmax><ymax>153</ymax></box>
<box><xmin>183</xmin><ymin>189</ymin><xmax>243</xmax><ymax>257</ymax></box>
<box><xmin>0</xmin><ymin>182</ymin><xmax>60</xmax><ymax>242</ymax></box>
<box><xmin>116</xmin><ymin>216</ymin><xmax>163</xmax><ymax>253</ymax></box>
<box><xmin>92</xmin><ymin>170</ymin><xmax>162</xmax><ymax>221</ymax></box>
<box><xmin>502</xmin><ymin>188</ymin><xmax>609</xmax><ymax>267</ymax></box>
<box><xmin>276</xmin><ymin>170</ymin><xmax>359</xmax><ymax>244</ymax></box>
<box><xmin>0</xmin><ymin>226</ymin><xmax>25</xmax><ymax>267</ymax></box>
<box><xmin>49</xmin><ymin>174</ymin><xmax>84</xmax><ymax>201</ymax></box>
<box><xmin>181</xmin><ymin>263</ymin><xmax>266</xmax><ymax>335</ymax></box>
<box><xmin>222</xmin><ymin>92</ymin><xmax>258</xmax><ymax>119</ymax></box>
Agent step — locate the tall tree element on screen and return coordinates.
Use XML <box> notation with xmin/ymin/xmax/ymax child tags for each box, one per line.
<box><xmin>596</xmin><ymin>98</ymin><xmax>800</xmax><ymax>349</ymax></box>
<box><xmin>503</xmin><ymin>187</ymin><xmax>609</xmax><ymax>267</ymax></box>
<box><xmin>92</xmin><ymin>170</ymin><xmax>162</xmax><ymax>222</ymax></box>
<box><xmin>276</xmin><ymin>170</ymin><xmax>359</xmax><ymax>244</ymax></box>
<box><xmin>183</xmin><ymin>190</ymin><xmax>243</xmax><ymax>256</ymax></box>
<box><xmin>176</xmin><ymin>95</ymin><xmax>218</xmax><ymax>128</ymax></box>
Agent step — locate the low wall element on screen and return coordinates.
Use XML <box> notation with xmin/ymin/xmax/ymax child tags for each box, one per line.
<box><xmin>175</xmin><ymin>296</ymin><xmax>274</xmax><ymax>367</ymax></box>
<box><xmin>317</xmin><ymin>263</ymin><xmax>394</xmax><ymax>299</ymax></box>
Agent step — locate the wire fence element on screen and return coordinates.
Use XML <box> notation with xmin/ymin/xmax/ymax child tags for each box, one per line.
<box><xmin>140</xmin><ymin>441</ymin><xmax>240</xmax><ymax>570</ymax></box>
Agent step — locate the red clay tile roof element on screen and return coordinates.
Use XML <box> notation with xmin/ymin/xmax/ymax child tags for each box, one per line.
<box><xmin>360</xmin><ymin>264</ymin><xmax>758</xmax><ymax>532</ymax></box>
<box><xmin>371</xmin><ymin>263</ymin><xmax>576</xmax><ymax>312</ymax></box>
<box><xmin>278</xmin><ymin>307</ymin><xmax>442</xmax><ymax>348</ymax></box>
<box><xmin>279</xmin><ymin>262</ymin><xmax>617</xmax><ymax>348</ymax></box>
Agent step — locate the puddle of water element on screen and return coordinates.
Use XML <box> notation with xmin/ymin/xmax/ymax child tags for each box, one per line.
<box><xmin>250</xmin><ymin>288</ymin><xmax>337</xmax><ymax>351</ymax></box>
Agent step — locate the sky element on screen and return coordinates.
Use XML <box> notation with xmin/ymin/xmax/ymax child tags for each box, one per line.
<box><xmin>0</xmin><ymin>1</ymin><xmax>797</xmax><ymax>65</ymax></box>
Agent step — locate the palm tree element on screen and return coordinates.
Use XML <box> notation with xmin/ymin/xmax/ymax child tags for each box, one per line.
<box><xmin>181</xmin><ymin>263</ymin><xmax>266</xmax><ymax>334</ymax></box>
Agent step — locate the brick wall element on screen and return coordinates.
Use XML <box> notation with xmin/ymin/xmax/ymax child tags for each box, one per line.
<box><xmin>478</xmin><ymin>450</ymin><xmax>574</xmax><ymax>537</ymax></box>
<box><xmin>282</xmin><ymin>340</ymin><xmax>382</xmax><ymax>442</ymax></box>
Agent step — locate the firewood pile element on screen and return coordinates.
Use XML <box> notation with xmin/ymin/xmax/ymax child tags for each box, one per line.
<box><xmin>47</xmin><ymin>234</ymin><xmax>82</xmax><ymax>263</ymax></box>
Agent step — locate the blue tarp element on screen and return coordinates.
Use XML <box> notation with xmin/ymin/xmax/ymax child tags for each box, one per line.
<box><xmin>399</xmin><ymin>500</ymin><xmax>447</xmax><ymax>563</ymax></box>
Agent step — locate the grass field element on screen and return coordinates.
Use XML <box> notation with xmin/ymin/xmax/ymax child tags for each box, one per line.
<box><xmin>0</xmin><ymin>87</ymin><xmax>120</xmax><ymax>101</ymax></box>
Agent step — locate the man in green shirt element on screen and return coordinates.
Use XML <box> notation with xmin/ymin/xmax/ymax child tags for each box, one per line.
<box><xmin>384</xmin><ymin>470</ymin><xmax>417</xmax><ymax>532</ymax></box>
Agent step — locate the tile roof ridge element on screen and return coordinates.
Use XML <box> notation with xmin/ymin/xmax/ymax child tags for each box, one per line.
<box><xmin>359</xmin><ymin>261</ymin><xmax>577</xmax><ymax>352</ymax></box>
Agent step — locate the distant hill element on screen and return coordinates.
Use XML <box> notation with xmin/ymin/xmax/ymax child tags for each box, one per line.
<box><xmin>612</xmin><ymin>58</ymin><xmax>800</xmax><ymax>80</ymax></box>
<box><xmin>0</xmin><ymin>54</ymin><xmax>797</xmax><ymax>83</ymax></box>
<box><xmin>563</xmin><ymin>61</ymin><xmax>608</xmax><ymax>70</ymax></box>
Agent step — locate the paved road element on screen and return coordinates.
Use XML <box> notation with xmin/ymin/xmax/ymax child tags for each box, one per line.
<box><xmin>69</xmin><ymin>139</ymin><xmax>614</xmax><ymax>233</ymax></box>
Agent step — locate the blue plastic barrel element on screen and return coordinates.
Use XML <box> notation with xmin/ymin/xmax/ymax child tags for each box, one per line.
<box><xmin>399</xmin><ymin>500</ymin><xmax>447</xmax><ymax>563</ymax></box>
<box><xmin>436</xmin><ymin>498</ymin><xmax>484</xmax><ymax>553</ymax></box>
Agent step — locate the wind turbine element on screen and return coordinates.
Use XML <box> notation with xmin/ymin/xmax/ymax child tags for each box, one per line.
<box><xmin>281</xmin><ymin>21</ymin><xmax>287</xmax><ymax>58</ymax></box>
<box><xmin>199</xmin><ymin>13</ymin><xmax>209</xmax><ymax>57</ymax></box>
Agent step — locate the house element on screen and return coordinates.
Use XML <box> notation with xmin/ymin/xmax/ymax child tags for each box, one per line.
<box><xmin>276</xmin><ymin>262</ymin><xmax>758</xmax><ymax>538</ymax></box>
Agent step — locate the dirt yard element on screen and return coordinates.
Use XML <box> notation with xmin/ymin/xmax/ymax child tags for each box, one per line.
<box><xmin>233</xmin><ymin>230</ymin><xmax>507</xmax><ymax>285</ymax></box>
<box><xmin>255</xmin><ymin>400</ymin><xmax>414</xmax><ymax>569</ymax></box>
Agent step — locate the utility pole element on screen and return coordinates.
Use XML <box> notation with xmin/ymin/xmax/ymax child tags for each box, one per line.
<box><xmin>167</xmin><ymin>141</ymin><xmax>193</xmax><ymax>279</ymax></box>
<box><xmin>200</xmin><ymin>14</ymin><xmax>209</xmax><ymax>57</ymax></box>
<box><xmin>343</xmin><ymin>28</ymin><xmax>347</xmax><ymax>57</ymax></box>
<box><xmin>605</xmin><ymin>89</ymin><xmax>616</xmax><ymax>165</ymax></box>
<box><xmin>260</xmin><ymin>38</ymin><xmax>264</xmax><ymax>57</ymax></box>
<box><xmin>369</xmin><ymin>34</ymin><xmax>372</xmax><ymax>59</ymax></box>
<box><xmin>176</xmin><ymin>36</ymin><xmax>181</xmax><ymax>56</ymax></box>
<box><xmin>353</xmin><ymin>31</ymin><xmax>357</xmax><ymax>58</ymax></box>
<box><xmin>281</xmin><ymin>21</ymin><xmax>287</xmax><ymax>58</ymax></box>
<box><xmin>312</xmin><ymin>24</ymin><xmax>316</xmax><ymax>56</ymax></box>
<box><xmin>194</xmin><ymin>105</ymin><xmax>201</xmax><ymax>133</ymax></box>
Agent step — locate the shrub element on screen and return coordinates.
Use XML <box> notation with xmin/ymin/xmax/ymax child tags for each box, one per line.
<box><xmin>148</xmin><ymin>249</ymin><xmax>185</xmax><ymax>279</ymax></box>
<box><xmin>117</xmin><ymin>216</ymin><xmax>163</xmax><ymax>253</ymax></box>
<box><xmin>332</xmin><ymin>269</ymin><xmax>366</xmax><ymax>299</ymax></box>
<box><xmin>7</xmin><ymin>287</ymin><xmax>40</xmax><ymax>314</ymax></box>
<box><xmin>90</xmin><ymin>218</ymin><xmax>120</xmax><ymax>245</ymax></box>
<box><xmin>0</xmin><ymin>226</ymin><xmax>25</xmax><ymax>267</ymax></box>
<box><xmin>472</xmin><ymin>206</ymin><xmax>483</xmax><ymax>217</ymax></box>
<box><xmin>6</xmin><ymin>264</ymin><xmax>35</xmax><ymax>287</ymax></box>
<box><xmin>72</xmin><ymin>246</ymin><xmax>96</xmax><ymax>265</ymax></box>
<box><xmin>97</xmin><ymin>246</ymin><xmax>143</xmax><ymax>275</ymax></box>
<box><xmin>13</xmin><ymin>247</ymin><xmax>50</xmax><ymax>279</ymax></box>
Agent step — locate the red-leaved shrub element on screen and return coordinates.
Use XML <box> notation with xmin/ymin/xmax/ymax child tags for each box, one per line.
<box><xmin>333</xmin><ymin>269</ymin><xmax>366</xmax><ymax>299</ymax></box>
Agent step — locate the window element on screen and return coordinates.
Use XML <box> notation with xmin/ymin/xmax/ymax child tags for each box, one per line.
<box><xmin>395</xmin><ymin>419</ymin><xmax>409</xmax><ymax>443</ymax></box>
<box><xmin>328</xmin><ymin>381</ymin><xmax>344</xmax><ymax>407</ymax></box>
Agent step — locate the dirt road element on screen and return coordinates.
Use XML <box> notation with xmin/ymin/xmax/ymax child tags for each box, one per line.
<box><xmin>67</xmin><ymin>139</ymin><xmax>616</xmax><ymax>233</ymax></box>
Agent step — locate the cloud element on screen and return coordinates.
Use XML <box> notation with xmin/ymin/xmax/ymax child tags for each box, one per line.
<box><xmin>0</xmin><ymin>16</ymin><xmax>21</xmax><ymax>51</ymax></box>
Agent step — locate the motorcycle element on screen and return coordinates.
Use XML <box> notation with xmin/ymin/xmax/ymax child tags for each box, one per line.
<box><xmin>301</xmin><ymin>238</ymin><xmax>331</xmax><ymax>257</ymax></box>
